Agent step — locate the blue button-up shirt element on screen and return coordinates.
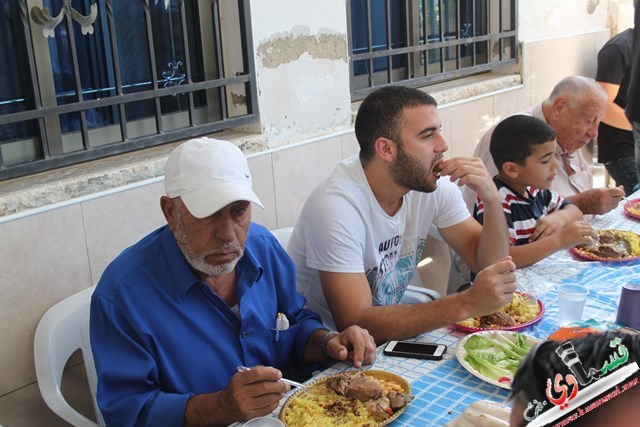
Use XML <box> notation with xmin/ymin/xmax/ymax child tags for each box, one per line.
<box><xmin>90</xmin><ymin>223</ymin><xmax>324</xmax><ymax>427</ymax></box>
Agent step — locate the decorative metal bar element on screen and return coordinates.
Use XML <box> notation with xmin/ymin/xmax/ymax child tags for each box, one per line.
<box><xmin>455</xmin><ymin>0</ymin><xmax>460</xmax><ymax>70</ymax></box>
<box><xmin>404</xmin><ymin>0</ymin><xmax>411</xmax><ymax>81</ymax></box>
<box><xmin>0</xmin><ymin>74</ymin><xmax>254</xmax><ymax>127</ymax></box>
<box><xmin>30</xmin><ymin>0</ymin><xmax>97</xmax><ymax>38</ymax></box>
<box><xmin>346</xmin><ymin>0</ymin><xmax>356</xmax><ymax>92</ymax></box>
<box><xmin>350</xmin><ymin>30</ymin><xmax>514</xmax><ymax>60</ymax></box>
<box><xmin>142</xmin><ymin>0</ymin><xmax>163</xmax><ymax>133</ymax></box>
<box><xmin>438</xmin><ymin>0</ymin><xmax>444</xmax><ymax>73</ymax></box>
<box><xmin>62</xmin><ymin>4</ymin><xmax>91</xmax><ymax>149</ymax></box>
<box><xmin>212</xmin><ymin>0</ymin><xmax>228</xmax><ymax>120</ymax></box>
<box><xmin>105</xmin><ymin>0</ymin><xmax>128</xmax><ymax>141</ymax></box>
<box><xmin>19</xmin><ymin>0</ymin><xmax>49</xmax><ymax>160</ymax></box>
<box><xmin>238</xmin><ymin>0</ymin><xmax>259</xmax><ymax>117</ymax></box>
<box><xmin>239</xmin><ymin>0</ymin><xmax>258</xmax><ymax>116</ymax></box>
<box><xmin>385</xmin><ymin>0</ymin><xmax>391</xmax><ymax>84</ymax></box>
<box><xmin>472</xmin><ymin>0</ymin><xmax>477</xmax><ymax>67</ymax></box>
<box><xmin>177</xmin><ymin>0</ymin><xmax>195</xmax><ymax>126</ymax></box>
<box><xmin>422</xmin><ymin>0</ymin><xmax>428</xmax><ymax>77</ymax></box>
<box><xmin>365</xmin><ymin>0</ymin><xmax>373</xmax><ymax>87</ymax></box>
<box><xmin>0</xmin><ymin>113</ymin><xmax>258</xmax><ymax>181</ymax></box>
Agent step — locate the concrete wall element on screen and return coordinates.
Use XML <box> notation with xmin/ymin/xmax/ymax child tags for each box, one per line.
<box><xmin>0</xmin><ymin>0</ymin><xmax>617</xmax><ymax>424</ymax></box>
<box><xmin>250</xmin><ymin>0</ymin><xmax>352</xmax><ymax>143</ymax></box>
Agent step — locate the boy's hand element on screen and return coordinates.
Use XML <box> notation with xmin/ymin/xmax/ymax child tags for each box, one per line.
<box><xmin>558</xmin><ymin>221</ymin><xmax>597</xmax><ymax>249</ymax></box>
<box><xmin>530</xmin><ymin>213</ymin><xmax>568</xmax><ymax>241</ymax></box>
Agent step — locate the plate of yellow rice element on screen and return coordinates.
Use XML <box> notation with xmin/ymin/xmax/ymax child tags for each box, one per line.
<box><xmin>454</xmin><ymin>292</ymin><xmax>544</xmax><ymax>333</ymax></box>
<box><xmin>571</xmin><ymin>229</ymin><xmax>640</xmax><ymax>262</ymax></box>
<box><xmin>279</xmin><ymin>370</ymin><xmax>411</xmax><ymax>427</ymax></box>
<box><xmin>624</xmin><ymin>198</ymin><xmax>640</xmax><ymax>219</ymax></box>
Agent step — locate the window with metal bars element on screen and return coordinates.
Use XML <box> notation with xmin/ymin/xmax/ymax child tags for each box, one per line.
<box><xmin>348</xmin><ymin>0</ymin><xmax>518</xmax><ymax>100</ymax></box>
<box><xmin>0</xmin><ymin>0</ymin><xmax>258</xmax><ymax>181</ymax></box>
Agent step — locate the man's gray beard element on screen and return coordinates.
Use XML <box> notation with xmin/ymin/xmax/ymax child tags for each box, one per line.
<box><xmin>389</xmin><ymin>141</ymin><xmax>436</xmax><ymax>193</ymax></box>
<box><xmin>173</xmin><ymin>211</ymin><xmax>243</xmax><ymax>277</ymax></box>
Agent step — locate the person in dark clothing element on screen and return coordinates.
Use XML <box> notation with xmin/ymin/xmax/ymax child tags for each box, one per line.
<box><xmin>596</xmin><ymin>28</ymin><xmax>637</xmax><ymax>195</ymax></box>
<box><xmin>626</xmin><ymin>1</ymin><xmax>640</xmax><ymax>188</ymax></box>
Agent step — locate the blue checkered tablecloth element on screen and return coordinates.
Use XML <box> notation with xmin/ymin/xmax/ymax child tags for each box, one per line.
<box><xmin>251</xmin><ymin>194</ymin><xmax>640</xmax><ymax>427</ymax></box>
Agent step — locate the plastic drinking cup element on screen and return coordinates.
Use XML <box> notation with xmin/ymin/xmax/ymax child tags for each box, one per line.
<box><xmin>616</xmin><ymin>284</ymin><xmax>640</xmax><ymax>329</ymax></box>
<box><xmin>557</xmin><ymin>284</ymin><xmax>588</xmax><ymax>326</ymax></box>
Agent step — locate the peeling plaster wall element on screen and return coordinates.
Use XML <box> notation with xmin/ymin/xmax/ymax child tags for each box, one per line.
<box><xmin>250</xmin><ymin>0</ymin><xmax>351</xmax><ymax>143</ymax></box>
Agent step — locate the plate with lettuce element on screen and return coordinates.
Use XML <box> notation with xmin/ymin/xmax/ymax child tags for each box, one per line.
<box><xmin>456</xmin><ymin>330</ymin><xmax>539</xmax><ymax>389</ymax></box>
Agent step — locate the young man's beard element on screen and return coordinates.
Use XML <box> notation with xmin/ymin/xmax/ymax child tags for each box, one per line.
<box><xmin>173</xmin><ymin>209</ymin><xmax>243</xmax><ymax>277</ymax></box>
<box><xmin>389</xmin><ymin>141</ymin><xmax>437</xmax><ymax>193</ymax></box>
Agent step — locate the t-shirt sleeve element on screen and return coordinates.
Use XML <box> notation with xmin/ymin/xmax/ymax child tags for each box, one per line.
<box><xmin>301</xmin><ymin>193</ymin><xmax>367</xmax><ymax>273</ymax></box>
<box><xmin>432</xmin><ymin>179</ymin><xmax>472</xmax><ymax>229</ymax></box>
<box><xmin>545</xmin><ymin>189</ymin><xmax>568</xmax><ymax>213</ymax></box>
<box><xmin>596</xmin><ymin>44</ymin><xmax>626</xmax><ymax>84</ymax></box>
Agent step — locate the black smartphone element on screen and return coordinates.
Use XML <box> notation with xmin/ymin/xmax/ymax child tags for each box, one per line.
<box><xmin>383</xmin><ymin>340</ymin><xmax>447</xmax><ymax>360</ymax></box>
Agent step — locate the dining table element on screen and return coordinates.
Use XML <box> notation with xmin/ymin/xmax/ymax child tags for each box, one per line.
<box><xmin>242</xmin><ymin>192</ymin><xmax>640</xmax><ymax>427</ymax></box>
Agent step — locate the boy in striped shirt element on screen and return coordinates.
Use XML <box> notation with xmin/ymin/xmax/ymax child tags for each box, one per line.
<box><xmin>474</xmin><ymin>115</ymin><xmax>597</xmax><ymax>267</ymax></box>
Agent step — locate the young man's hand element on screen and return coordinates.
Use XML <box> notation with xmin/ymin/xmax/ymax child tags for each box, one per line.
<box><xmin>325</xmin><ymin>325</ymin><xmax>377</xmax><ymax>368</ymax></box>
<box><xmin>461</xmin><ymin>257</ymin><xmax>517</xmax><ymax>318</ymax></box>
<box><xmin>438</xmin><ymin>157</ymin><xmax>501</xmax><ymax>205</ymax></box>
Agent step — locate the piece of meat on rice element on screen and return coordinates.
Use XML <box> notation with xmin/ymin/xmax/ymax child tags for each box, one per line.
<box><xmin>326</xmin><ymin>371</ymin><xmax>383</xmax><ymax>402</ymax></box>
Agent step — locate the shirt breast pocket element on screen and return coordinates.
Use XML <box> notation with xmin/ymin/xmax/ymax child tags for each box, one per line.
<box><xmin>270</xmin><ymin>323</ymin><xmax>298</xmax><ymax>370</ymax></box>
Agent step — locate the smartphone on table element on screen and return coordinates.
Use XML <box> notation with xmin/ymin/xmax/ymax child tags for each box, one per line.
<box><xmin>383</xmin><ymin>340</ymin><xmax>447</xmax><ymax>360</ymax></box>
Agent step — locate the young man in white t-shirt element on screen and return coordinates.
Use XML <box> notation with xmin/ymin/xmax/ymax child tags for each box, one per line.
<box><xmin>288</xmin><ymin>86</ymin><xmax>517</xmax><ymax>344</ymax></box>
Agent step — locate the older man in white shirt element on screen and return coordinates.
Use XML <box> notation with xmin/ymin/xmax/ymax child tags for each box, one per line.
<box><xmin>464</xmin><ymin>76</ymin><xmax>625</xmax><ymax>215</ymax></box>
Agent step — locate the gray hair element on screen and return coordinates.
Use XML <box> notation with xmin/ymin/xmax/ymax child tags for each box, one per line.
<box><xmin>548</xmin><ymin>76</ymin><xmax>607</xmax><ymax>109</ymax></box>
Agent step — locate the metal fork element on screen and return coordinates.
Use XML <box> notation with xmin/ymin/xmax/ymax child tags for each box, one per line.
<box><xmin>237</xmin><ymin>366</ymin><xmax>311</xmax><ymax>390</ymax></box>
<box><xmin>236</xmin><ymin>366</ymin><xmax>326</xmax><ymax>397</ymax></box>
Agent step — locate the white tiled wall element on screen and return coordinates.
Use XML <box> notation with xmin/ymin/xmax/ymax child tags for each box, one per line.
<box><xmin>0</xmin><ymin>31</ymin><xmax>610</xmax><ymax>425</ymax></box>
<box><xmin>272</xmin><ymin>135</ymin><xmax>344</xmax><ymax>227</ymax></box>
<box><xmin>440</xmin><ymin>96</ymin><xmax>495</xmax><ymax>158</ymax></box>
<box><xmin>82</xmin><ymin>181</ymin><xmax>167</xmax><ymax>284</ymax></box>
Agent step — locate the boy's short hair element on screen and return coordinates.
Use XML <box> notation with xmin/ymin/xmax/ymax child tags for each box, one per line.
<box><xmin>490</xmin><ymin>115</ymin><xmax>557</xmax><ymax>172</ymax></box>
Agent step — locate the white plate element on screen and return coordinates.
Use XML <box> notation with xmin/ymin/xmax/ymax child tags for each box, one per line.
<box><xmin>456</xmin><ymin>330</ymin><xmax>539</xmax><ymax>390</ymax></box>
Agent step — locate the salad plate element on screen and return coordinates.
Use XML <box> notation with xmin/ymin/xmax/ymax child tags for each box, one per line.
<box><xmin>456</xmin><ymin>330</ymin><xmax>539</xmax><ymax>390</ymax></box>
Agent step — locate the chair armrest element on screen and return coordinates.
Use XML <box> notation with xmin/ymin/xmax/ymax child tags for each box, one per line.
<box><xmin>400</xmin><ymin>285</ymin><xmax>440</xmax><ymax>304</ymax></box>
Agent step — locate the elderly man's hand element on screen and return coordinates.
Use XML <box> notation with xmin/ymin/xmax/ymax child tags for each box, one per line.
<box><xmin>569</xmin><ymin>187</ymin><xmax>625</xmax><ymax>215</ymax></box>
<box><xmin>185</xmin><ymin>366</ymin><xmax>288</xmax><ymax>425</ymax></box>
<box><xmin>326</xmin><ymin>326</ymin><xmax>377</xmax><ymax>368</ymax></box>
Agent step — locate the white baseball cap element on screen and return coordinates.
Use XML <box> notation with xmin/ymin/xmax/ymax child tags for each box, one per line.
<box><xmin>164</xmin><ymin>137</ymin><xmax>264</xmax><ymax>218</ymax></box>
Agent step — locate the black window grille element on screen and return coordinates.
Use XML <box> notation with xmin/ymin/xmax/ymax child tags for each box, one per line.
<box><xmin>348</xmin><ymin>0</ymin><xmax>518</xmax><ymax>100</ymax></box>
<box><xmin>0</xmin><ymin>0</ymin><xmax>258</xmax><ymax>181</ymax></box>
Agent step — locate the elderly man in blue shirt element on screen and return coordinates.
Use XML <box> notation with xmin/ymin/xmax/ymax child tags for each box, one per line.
<box><xmin>90</xmin><ymin>138</ymin><xmax>377</xmax><ymax>427</ymax></box>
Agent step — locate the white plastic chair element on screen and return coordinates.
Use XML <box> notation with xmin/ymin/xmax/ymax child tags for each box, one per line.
<box><xmin>34</xmin><ymin>286</ymin><xmax>105</xmax><ymax>427</ymax></box>
<box><xmin>270</xmin><ymin>226</ymin><xmax>439</xmax><ymax>303</ymax></box>
<box><xmin>270</xmin><ymin>226</ymin><xmax>294</xmax><ymax>251</ymax></box>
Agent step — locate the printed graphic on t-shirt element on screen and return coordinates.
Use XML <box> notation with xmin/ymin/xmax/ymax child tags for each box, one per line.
<box><xmin>366</xmin><ymin>238</ymin><xmax>426</xmax><ymax>305</ymax></box>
